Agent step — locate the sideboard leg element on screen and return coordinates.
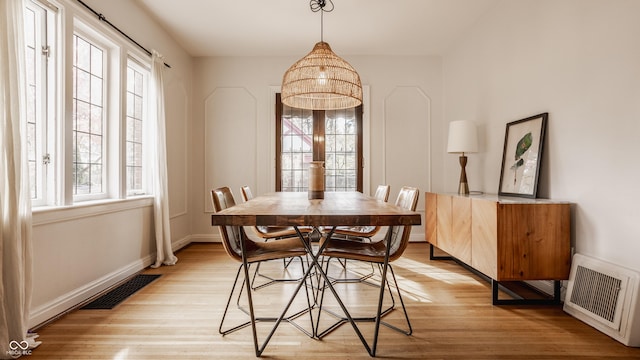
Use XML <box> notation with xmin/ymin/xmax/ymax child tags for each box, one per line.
<box><xmin>493</xmin><ymin>279</ymin><xmax>563</xmax><ymax>305</ymax></box>
<box><xmin>429</xmin><ymin>244</ymin><xmax>453</xmax><ymax>261</ymax></box>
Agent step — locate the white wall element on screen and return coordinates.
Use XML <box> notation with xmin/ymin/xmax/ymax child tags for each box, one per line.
<box><xmin>30</xmin><ymin>0</ymin><xmax>193</xmax><ymax>327</ymax></box>
<box><xmin>442</xmin><ymin>0</ymin><xmax>640</xmax><ymax>271</ymax></box>
<box><xmin>191</xmin><ymin>55</ymin><xmax>442</xmax><ymax>240</ymax></box>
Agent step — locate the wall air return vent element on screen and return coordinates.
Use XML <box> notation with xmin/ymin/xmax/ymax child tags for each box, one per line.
<box><xmin>564</xmin><ymin>254</ymin><xmax>640</xmax><ymax>346</ymax></box>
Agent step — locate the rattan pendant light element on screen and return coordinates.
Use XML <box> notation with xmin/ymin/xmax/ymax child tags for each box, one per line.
<box><xmin>281</xmin><ymin>0</ymin><xmax>362</xmax><ymax>110</ymax></box>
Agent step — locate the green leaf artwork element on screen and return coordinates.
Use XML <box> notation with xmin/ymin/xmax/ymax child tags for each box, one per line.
<box><xmin>510</xmin><ymin>132</ymin><xmax>532</xmax><ymax>185</ymax></box>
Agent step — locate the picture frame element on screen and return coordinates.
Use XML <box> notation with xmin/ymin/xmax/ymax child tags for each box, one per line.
<box><xmin>498</xmin><ymin>112</ymin><xmax>548</xmax><ymax>198</ymax></box>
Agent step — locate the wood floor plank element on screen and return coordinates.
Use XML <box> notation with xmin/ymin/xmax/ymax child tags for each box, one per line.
<box><xmin>28</xmin><ymin>243</ymin><xmax>640</xmax><ymax>359</ymax></box>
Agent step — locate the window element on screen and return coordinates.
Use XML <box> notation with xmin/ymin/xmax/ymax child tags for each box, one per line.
<box><xmin>72</xmin><ymin>33</ymin><xmax>105</xmax><ymax>197</ymax></box>
<box><xmin>276</xmin><ymin>93</ymin><xmax>363</xmax><ymax>192</ymax></box>
<box><xmin>21</xmin><ymin>0</ymin><xmax>155</xmax><ymax>209</ymax></box>
<box><xmin>23</xmin><ymin>0</ymin><xmax>52</xmax><ymax>206</ymax></box>
<box><xmin>126</xmin><ymin>60</ymin><xmax>148</xmax><ymax>195</ymax></box>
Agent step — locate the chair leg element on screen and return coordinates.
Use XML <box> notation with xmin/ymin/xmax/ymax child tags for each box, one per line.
<box><xmin>239</xmin><ymin>257</ymin><xmax>262</xmax><ymax>356</ymax></box>
<box><xmin>219</xmin><ymin>264</ymin><xmax>252</xmax><ymax>335</ymax></box>
<box><xmin>382</xmin><ymin>264</ymin><xmax>412</xmax><ymax>335</ymax></box>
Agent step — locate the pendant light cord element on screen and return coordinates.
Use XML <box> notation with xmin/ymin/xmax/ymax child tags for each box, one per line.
<box><xmin>310</xmin><ymin>0</ymin><xmax>334</xmax><ymax>42</ymax></box>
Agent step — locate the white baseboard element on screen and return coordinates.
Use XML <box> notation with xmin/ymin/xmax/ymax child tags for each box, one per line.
<box><xmin>29</xmin><ymin>254</ymin><xmax>154</xmax><ymax>329</ymax></box>
<box><xmin>29</xmin><ymin>235</ymin><xmax>192</xmax><ymax>329</ymax></box>
<box><xmin>190</xmin><ymin>233</ymin><xmax>219</xmax><ymax>242</ymax></box>
<box><xmin>172</xmin><ymin>235</ymin><xmax>193</xmax><ymax>251</ymax></box>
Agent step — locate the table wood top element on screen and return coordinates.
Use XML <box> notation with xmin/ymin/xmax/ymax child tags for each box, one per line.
<box><xmin>211</xmin><ymin>191</ymin><xmax>422</xmax><ymax>227</ymax></box>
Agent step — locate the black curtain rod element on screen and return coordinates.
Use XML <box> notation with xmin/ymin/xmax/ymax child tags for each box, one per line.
<box><xmin>75</xmin><ymin>0</ymin><xmax>171</xmax><ymax>68</ymax></box>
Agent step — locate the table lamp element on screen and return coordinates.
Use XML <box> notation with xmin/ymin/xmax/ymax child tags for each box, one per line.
<box><xmin>447</xmin><ymin>120</ymin><xmax>478</xmax><ymax>195</ymax></box>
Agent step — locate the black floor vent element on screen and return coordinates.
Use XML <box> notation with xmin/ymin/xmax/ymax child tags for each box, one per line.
<box><xmin>81</xmin><ymin>274</ymin><xmax>161</xmax><ymax>310</ymax></box>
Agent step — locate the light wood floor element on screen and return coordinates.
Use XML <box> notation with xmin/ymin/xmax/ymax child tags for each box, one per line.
<box><xmin>29</xmin><ymin>242</ymin><xmax>640</xmax><ymax>359</ymax></box>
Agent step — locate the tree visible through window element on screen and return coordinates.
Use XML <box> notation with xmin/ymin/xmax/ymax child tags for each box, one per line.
<box><xmin>276</xmin><ymin>93</ymin><xmax>363</xmax><ymax>192</ymax></box>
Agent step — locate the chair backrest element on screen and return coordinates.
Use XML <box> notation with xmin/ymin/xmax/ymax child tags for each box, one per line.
<box><xmin>374</xmin><ymin>185</ymin><xmax>391</xmax><ymax>202</ymax></box>
<box><xmin>240</xmin><ymin>185</ymin><xmax>253</xmax><ymax>202</ymax></box>
<box><xmin>387</xmin><ymin>186</ymin><xmax>420</xmax><ymax>261</ymax></box>
<box><xmin>240</xmin><ymin>185</ymin><xmax>272</xmax><ymax>235</ymax></box>
<box><xmin>211</xmin><ymin>187</ymin><xmax>244</xmax><ymax>262</ymax></box>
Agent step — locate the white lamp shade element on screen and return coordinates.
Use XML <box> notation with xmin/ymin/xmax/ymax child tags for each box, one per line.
<box><xmin>447</xmin><ymin>120</ymin><xmax>478</xmax><ymax>154</ymax></box>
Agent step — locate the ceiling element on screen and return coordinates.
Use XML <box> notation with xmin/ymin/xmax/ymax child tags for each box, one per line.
<box><xmin>135</xmin><ymin>0</ymin><xmax>499</xmax><ymax>57</ymax></box>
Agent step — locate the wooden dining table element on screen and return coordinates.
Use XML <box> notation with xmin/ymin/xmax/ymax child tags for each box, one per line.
<box><xmin>210</xmin><ymin>191</ymin><xmax>422</xmax><ymax>355</ymax></box>
<box><xmin>210</xmin><ymin>191</ymin><xmax>421</xmax><ymax>228</ymax></box>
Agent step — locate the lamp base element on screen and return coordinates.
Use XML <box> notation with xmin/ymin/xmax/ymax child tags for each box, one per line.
<box><xmin>458</xmin><ymin>181</ymin><xmax>469</xmax><ymax>195</ymax></box>
<box><xmin>458</xmin><ymin>155</ymin><xmax>470</xmax><ymax>195</ymax></box>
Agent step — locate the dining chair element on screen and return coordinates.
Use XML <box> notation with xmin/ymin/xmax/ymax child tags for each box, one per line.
<box><xmin>211</xmin><ymin>187</ymin><xmax>314</xmax><ymax>356</ymax></box>
<box><xmin>331</xmin><ymin>184</ymin><xmax>391</xmax><ymax>240</ymax></box>
<box><xmin>240</xmin><ymin>185</ymin><xmax>313</xmax><ymax>288</ymax></box>
<box><xmin>323</xmin><ymin>185</ymin><xmax>391</xmax><ymax>282</ymax></box>
<box><xmin>240</xmin><ymin>185</ymin><xmax>311</xmax><ymax>240</ymax></box>
<box><xmin>316</xmin><ymin>186</ymin><xmax>419</xmax><ymax>356</ymax></box>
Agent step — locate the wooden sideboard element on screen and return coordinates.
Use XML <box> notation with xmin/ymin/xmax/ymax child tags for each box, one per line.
<box><xmin>425</xmin><ymin>192</ymin><xmax>571</xmax><ymax>304</ymax></box>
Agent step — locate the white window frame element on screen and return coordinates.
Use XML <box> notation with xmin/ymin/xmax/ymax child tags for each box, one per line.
<box><xmin>125</xmin><ymin>57</ymin><xmax>150</xmax><ymax>196</ymax></box>
<box><xmin>24</xmin><ymin>0</ymin><xmax>58</xmax><ymax>207</ymax></box>
<box><xmin>70</xmin><ymin>20</ymin><xmax>120</xmax><ymax>202</ymax></box>
<box><xmin>25</xmin><ymin>0</ymin><xmax>156</xmax><ymax>212</ymax></box>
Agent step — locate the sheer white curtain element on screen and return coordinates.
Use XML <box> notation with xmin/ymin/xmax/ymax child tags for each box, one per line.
<box><xmin>1</xmin><ymin>0</ymin><xmax>39</xmax><ymax>358</ymax></box>
<box><xmin>149</xmin><ymin>50</ymin><xmax>177</xmax><ymax>268</ymax></box>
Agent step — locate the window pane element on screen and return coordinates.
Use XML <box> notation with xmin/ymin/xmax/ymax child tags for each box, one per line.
<box><xmin>126</xmin><ymin>141</ymin><xmax>134</xmax><ymax>164</ymax></box>
<box><xmin>76</xmin><ymin>69</ymin><xmax>90</xmax><ymax>103</ymax></box>
<box><xmin>126</xmin><ymin>92</ymin><xmax>134</xmax><ymax>118</ymax></box>
<box><xmin>325</xmin><ymin>153</ymin><xmax>335</xmax><ymax>170</ymax></box>
<box><xmin>134</xmin><ymin>71</ymin><xmax>143</xmax><ymax>94</ymax></box>
<box><xmin>325</xmin><ymin>134</ymin><xmax>335</xmax><ymax>152</ymax></box>
<box><xmin>346</xmin><ymin>117</ymin><xmax>356</xmax><ymax>134</ymax></box>
<box><xmin>335</xmin><ymin>117</ymin><xmax>346</xmax><ymax>135</ymax></box>
<box><xmin>76</xmin><ymin>37</ymin><xmax>91</xmax><ymax>72</ymax></box>
<box><xmin>73</xmin><ymin>34</ymin><xmax>104</xmax><ymax>196</ymax></box>
<box><xmin>134</xmin><ymin>94</ymin><xmax>142</xmax><ymax>120</ymax></box>
<box><xmin>324</xmin><ymin>109</ymin><xmax>358</xmax><ymax>192</ymax></box>
<box><xmin>336</xmin><ymin>134</ymin><xmax>345</xmax><ymax>152</ymax></box>
<box><xmin>91</xmin><ymin>164</ymin><xmax>102</xmax><ymax>192</ymax></box>
<box><xmin>134</xmin><ymin>119</ymin><xmax>142</xmax><ymax>143</ymax></box>
<box><xmin>23</xmin><ymin>3</ymin><xmax>48</xmax><ymax>202</ymax></box>
<box><xmin>91</xmin><ymin>45</ymin><xmax>103</xmax><ymax>77</ymax></box>
<box><xmin>280</xmin><ymin>105</ymin><xmax>313</xmax><ymax>192</ymax></box>
<box><xmin>76</xmin><ymin>100</ymin><xmax>90</xmax><ymax>133</ymax></box>
<box><xmin>90</xmin><ymin>104</ymin><xmax>102</xmax><ymax>135</ymax></box>
<box><xmin>127</xmin><ymin>67</ymin><xmax>134</xmax><ymax>92</ymax></box>
<box><xmin>90</xmin><ymin>134</ymin><xmax>102</xmax><ymax>163</ymax></box>
<box><xmin>126</xmin><ymin>62</ymin><xmax>147</xmax><ymax>195</ymax></box>
<box><xmin>281</xmin><ymin>153</ymin><xmax>291</xmax><ymax>170</ymax></box>
<box><xmin>90</xmin><ymin>75</ymin><xmax>102</xmax><ymax>106</ymax></box>
<box><xmin>76</xmin><ymin>132</ymin><xmax>90</xmax><ymax>164</ymax></box>
<box><xmin>75</xmin><ymin>163</ymin><xmax>90</xmax><ymax>194</ymax></box>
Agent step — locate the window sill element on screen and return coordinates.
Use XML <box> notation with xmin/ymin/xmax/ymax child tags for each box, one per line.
<box><xmin>32</xmin><ymin>196</ymin><xmax>154</xmax><ymax>226</ymax></box>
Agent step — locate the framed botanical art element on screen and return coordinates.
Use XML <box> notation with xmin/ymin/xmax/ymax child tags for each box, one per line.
<box><xmin>498</xmin><ymin>113</ymin><xmax>548</xmax><ymax>198</ymax></box>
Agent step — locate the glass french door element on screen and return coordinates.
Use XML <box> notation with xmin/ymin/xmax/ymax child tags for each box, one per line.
<box><xmin>276</xmin><ymin>93</ymin><xmax>363</xmax><ymax>192</ymax></box>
